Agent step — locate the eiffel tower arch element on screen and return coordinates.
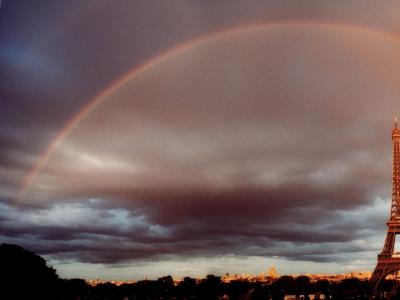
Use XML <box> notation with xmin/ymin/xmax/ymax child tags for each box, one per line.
<box><xmin>370</xmin><ymin>116</ymin><xmax>400</xmax><ymax>296</ymax></box>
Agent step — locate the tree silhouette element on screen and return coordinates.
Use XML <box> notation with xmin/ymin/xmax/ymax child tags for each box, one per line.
<box><xmin>315</xmin><ymin>279</ymin><xmax>330</xmax><ymax>298</ymax></box>
<box><xmin>197</xmin><ymin>274</ymin><xmax>222</xmax><ymax>300</ymax></box>
<box><xmin>59</xmin><ymin>278</ymin><xmax>90</xmax><ymax>300</ymax></box>
<box><xmin>271</xmin><ymin>275</ymin><xmax>295</xmax><ymax>300</ymax></box>
<box><xmin>0</xmin><ymin>243</ymin><xmax>60</xmax><ymax>299</ymax></box>
<box><xmin>295</xmin><ymin>275</ymin><xmax>312</xmax><ymax>299</ymax></box>
<box><xmin>177</xmin><ymin>276</ymin><xmax>197</xmax><ymax>299</ymax></box>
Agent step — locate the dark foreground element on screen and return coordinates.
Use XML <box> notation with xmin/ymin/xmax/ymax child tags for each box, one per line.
<box><xmin>1</xmin><ymin>243</ymin><xmax>398</xmax><ymax>300</ymax></box>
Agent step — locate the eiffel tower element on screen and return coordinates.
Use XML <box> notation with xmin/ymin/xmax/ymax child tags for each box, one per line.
<box><xmin>370</xmin><ymin>116</ymin><xmax>400</xmax><ymax>294</ymax></box>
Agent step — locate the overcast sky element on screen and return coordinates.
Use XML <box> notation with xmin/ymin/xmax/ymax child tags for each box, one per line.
<box><xmin>1</xmin><ymin>0</ymin><xmax>400</xmax><ymax>280</ymax></box>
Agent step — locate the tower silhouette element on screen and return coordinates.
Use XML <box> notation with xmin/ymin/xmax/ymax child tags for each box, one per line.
<box><xmin>370</xmin><ymin>116</ymin><xmax>400</xmax><ymax>293</ymax></box>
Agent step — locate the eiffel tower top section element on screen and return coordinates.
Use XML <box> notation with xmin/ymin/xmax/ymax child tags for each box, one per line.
<box><xmin>390</xmin><ymin>115</ymin><xmax>400</xmax><ymax>221</ymax></box>
<box><xmin>392</xmin><ymin>115</ymin><xmax>400</xmax><ymax>140</ymax></box>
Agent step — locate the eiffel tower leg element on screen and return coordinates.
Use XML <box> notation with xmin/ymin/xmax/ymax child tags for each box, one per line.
<box><xmin>369</xmin><ymin>265</ymin><xmax>384</xmax><ymax>299</ymax></box>
<box><xmin>370</xmin><ymin>231</ymin><xmax>396</xmax><ymax>294</ymax></box>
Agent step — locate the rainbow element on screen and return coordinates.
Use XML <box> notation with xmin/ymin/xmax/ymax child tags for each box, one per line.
<box><xmin>18</xmin><ymin>20</ymin><xmax>400</xmax><ymax>199</ymax></box>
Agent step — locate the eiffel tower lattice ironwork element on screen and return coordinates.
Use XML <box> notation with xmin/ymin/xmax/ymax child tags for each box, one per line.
<box><xmin>370</xmin><ymin>116</ymin><xmax>400</xmax><ymax>293</ymax></box>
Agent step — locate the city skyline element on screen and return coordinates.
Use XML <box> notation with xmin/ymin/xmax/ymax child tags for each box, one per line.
<box><xmin>2</xmin><ymin>1</ymin><xmax>400</xmax><ymax>281</ymax></box>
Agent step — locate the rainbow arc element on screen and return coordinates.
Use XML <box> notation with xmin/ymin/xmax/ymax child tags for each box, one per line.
<box><xmin>18</xmin><ymin>21</ymin><xmax>400</xmax><ymax>200</ymax></box>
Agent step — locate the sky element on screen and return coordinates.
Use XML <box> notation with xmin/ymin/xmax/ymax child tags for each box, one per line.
<box><xmin>2</xmin><ymin>0</ymin><xmax>400</xmax><ymax>280</ymax></box>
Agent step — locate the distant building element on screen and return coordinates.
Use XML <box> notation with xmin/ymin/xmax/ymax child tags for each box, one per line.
<box><xmin>268</xmin><ymin>265</ymin><xmax>278</xmax><ymax>280</ymax></box>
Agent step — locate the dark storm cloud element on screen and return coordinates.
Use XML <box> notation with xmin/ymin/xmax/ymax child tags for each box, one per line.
<box><xmin>0</xmin><ymin>179</ymin><xmax>386</xmax><ymax>264</ymax></box>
